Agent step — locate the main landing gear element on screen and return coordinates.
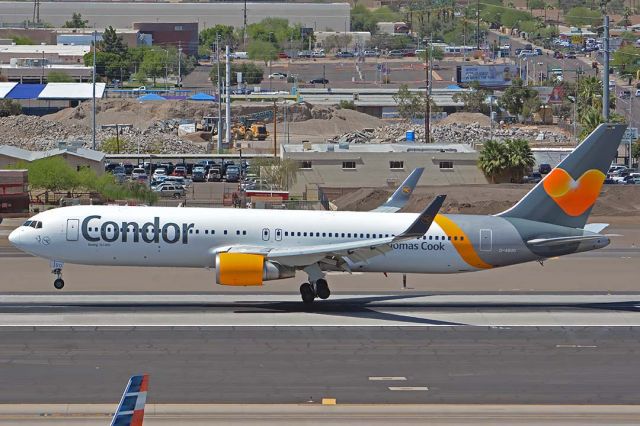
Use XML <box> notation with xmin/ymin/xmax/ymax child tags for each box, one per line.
<box><xmin>299</xmin><ymin>264</ymin><xmax>330</xmax><ymax>304</ymax></box>
<box><xmin>52</xmin><ymin>268</ymin><xmax>64</xmax><ymax>290</ymax></box>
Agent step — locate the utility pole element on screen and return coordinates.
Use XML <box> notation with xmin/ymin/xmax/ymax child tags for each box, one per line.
<box><xmin>177</xmin><ymin>42</ymin><xmax>182</xmax><ymax>88</ymax></box>
<box><xmin>215</xmin><ymin>37</ymin><xmax>223</xmax><ymax>154</ymax></box>
<box><xmin>92</xmin><ymin>30</ymin><xmax>97</xmax><ymax>151</ymax></box>
<box><xmin>424</xmin><ymin>39</ymin><xmax>432</xmax><ymax>143</ymax></box>
<box><xmin>273</xmin><ymin>100</ymin><xmax>277</xmax><ymax>157</ymax></box>
<box><xmin>601</xmin><ymin>0</ymin><xmax>610</xmax><ymax>121</ymax></box>
<box><xmin>225</xmin><ymin>45</ymin><xmax>231</xmax><ymax>147</ymax></box>
<box><xmin>164</xmin><ymin>49</ymin><xmax>168</xmax><ymax>91</ymax></box>
<box><xmin>476</xmin><ymin>0</ymin><xmax>480</xmax><ymax>50</ymax></box>
<box><xmin>243</xmin><ymin>0</ymin><xmax>248</xmax><ymax>49</ymax></box>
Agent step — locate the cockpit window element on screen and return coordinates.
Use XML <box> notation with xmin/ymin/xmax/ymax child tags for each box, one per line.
<box><xmin>23</xmin><ymin>221</ymin><xmax>32</xmax><ymax>227</ymax></box>
<box><xmin>23</xmin><ymin>220</ymin><xmax>42</xmax><ymax>228</ymax></box>
<box><xmin>35</xmin><ymin>222</ymin><xmax>42</xmax><ymax>229</ymax></box>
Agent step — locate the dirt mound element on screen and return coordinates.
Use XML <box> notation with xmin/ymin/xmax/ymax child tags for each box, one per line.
<box><xmin>435</xmin><ymin>112</ymin><xmax>491</xmax><ymax>127</ymax></box>
<box><xmin>287</xmin><ymin>108</ymin><xmax>385</xmax><ymax>140</ymax></box>
<box><xmin>333</xmin><ymin>184</ymin><xmax>640</xmax><ymax>217</ymax></box>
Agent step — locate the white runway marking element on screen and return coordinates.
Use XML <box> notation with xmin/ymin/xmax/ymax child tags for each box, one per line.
<box><xmin>388</xmin><ymin>387</ymin><xmax>429</xmax><ymax>391</ymax></box>
<box><xmin>369</xmin><ymin>377</ymin><xmax>407</xmax><ymax>381</ymax></box>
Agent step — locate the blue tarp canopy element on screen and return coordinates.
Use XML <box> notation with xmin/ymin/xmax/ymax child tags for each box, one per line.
<box><xmin>6</xmin><ymin>84</ymin><xmax>46</xmax><ymax>99</ymax></box>
<box><xmin>189</xmin><ymin>92</ymin><xmax>216</xmax><ymax>101</ymax></box>
<box><xmin>137</xmin><ymin>93</ymin><xmax>166</xmax><ymax>101</ymax></box>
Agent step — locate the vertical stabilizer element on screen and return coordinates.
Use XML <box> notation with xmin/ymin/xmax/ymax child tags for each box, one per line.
<box><xmin>499</xmin><ymin>123</ymin><xmax>626</xmax><ymax>229</ymax></box>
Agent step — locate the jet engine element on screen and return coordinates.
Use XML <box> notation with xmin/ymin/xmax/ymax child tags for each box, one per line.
<box><xmin>215</xmin><ymin>253</ymin><xmax>295</xmax><ymax>286</ymax></box>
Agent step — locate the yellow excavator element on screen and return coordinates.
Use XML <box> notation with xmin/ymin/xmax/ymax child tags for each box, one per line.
<box><xmin>232</xmin><ymin>121</ymin><xmax>269</xmax><ymax>141</ymax></box>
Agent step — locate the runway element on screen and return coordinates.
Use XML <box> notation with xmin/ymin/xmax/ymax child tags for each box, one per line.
<box><xmin>1</xmin><ymin>323</ymin><xmax>640</xmax><ymax>405</ymax></box>
<box><xmin>2</xmin><ymin>293</ymin><xmax>640</xmax><ymax>326</ymax></box>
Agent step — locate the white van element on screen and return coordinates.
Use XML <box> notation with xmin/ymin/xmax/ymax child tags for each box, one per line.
<box><xmin>230</xmin><ymin>51</ymin><xmax>248</xmax><ymax>59</ymax></box>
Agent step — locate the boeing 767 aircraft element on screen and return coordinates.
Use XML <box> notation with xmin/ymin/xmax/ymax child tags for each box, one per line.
<box><xmin>9</xmin><ymin>124</ymin><xmax>625</xmax><ymax>303</ymax></box>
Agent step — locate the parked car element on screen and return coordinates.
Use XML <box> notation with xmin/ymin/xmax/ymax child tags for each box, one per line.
<box><xmin>131</xmin><ymin>86</ymin><xmax>147</xmax><ymax>92</ymax></box>
<box><xmin>225</xmin><ymin>165</ymin><xmax>241</xmax><ymax>182</ymax></box>
<box><xmin>154</xmin><ymin>184</ymin><xmax>186</xmax><ymax>198</ymax></box>
<box><xmin>152</xmin><ymin>168</ymin><xmax>167</xmax><ymax>180</ymax></box>
<box><xmin>309</xmin><ymin>77</ymin><xmax>329</xmax><ymax>84</ymax></box>
<box><xmin>387</xmin><ymin>50</ymin><xmax>404</xmax><ymax>58</ymax></box>
<box><xmin>566</xmin><ymin>51</ymin><xmax>577</xmax><ymax>59</ymax></box>
<box><xmin>523</xmin><ymin>172</ymin><xmax>542</xmax><ymax>184</ymax></box>
<box><xmin>538</xmin><ymin>164</ymin><xmax>552</xmax><ymax>174</ymax></box>
<box><xmin>192</xmin><ymin>166</ymin><xmax>207</xmax><ymax>182</ymax></box>
<box><xmin>297</xmin><ymin>50</ymin><xmax>313</xmax><ymax>58</ymax></box>
<box><xmin>311</xmin><ymin>50</ymin><xmax>326</xmax><ymax>58</ymax></box>
<box><xmin>534</xmin><ymin>48</ymin><xmax>543</xmax><ymax>55</ymax></box>
<box><xmin>278</xmin><ymin>52</ymin><xmax>289</xmax><ymax>59</ymax></box>
<box><xmin>335</xmin><ymin>51</ymin><xmax>355</xmax><ymax>58</ymax></box>
<box><xmin>131</xmin><ymin>168</ymin><xmax>146</xmax><ymax>180</ymax></box>
<box><xmin>268</xmin><ymin>72</ymin><xmax>287</xmax><ymax>80</ymax></box>
<box><xmin>620</xmin><ymin>90</ymin><xmax>631</xmax><ymax>100</ymax></box>
<box><xmin>206</xmin><ymin>167</ymin><xmax>222</xmax><ymax>182</ymax></box>
<box><xmin>172</xmin><ymin>166</ymin><xmax>187</xmax><ymax>177</ymax></box>
<box><xmin>163</xmin><ymin>176</ymin><xmax>189</xmax><ymax>187</ymax></box>
<box><xmin>363</xmin><ymin>50</ymin><xmax>380</xmax><ymax>57</ymax></box>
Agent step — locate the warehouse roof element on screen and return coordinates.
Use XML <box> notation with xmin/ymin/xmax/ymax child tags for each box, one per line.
<box><xmin>0</xmin><ymin>145</ymin><xmax>105</xmax><ymax>163</ymax></box>
<box><xmin>38</xmin><ymin>83</ymin><xmax>106</xmax><ymax>99</ymax></box>
<box><xmin>283</xmin><ymin>143</ymin><xmax>476</xmax><ymax>153</ymax></box>
<box><xmin>0</xmin><ymin>82</ymin><xmax>17</xmax><ymax>98</ymax></box>
<box><xmin>0</xmin><ymin>44</ymin><xmax>90</xmax><ymax>56</ymax></box>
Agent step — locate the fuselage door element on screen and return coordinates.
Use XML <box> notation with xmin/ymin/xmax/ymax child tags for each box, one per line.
<box><xmin>262</xmin><ymin>228</ymin><xmax>270</xmax><ymax>241</ymax></box>
<box><xmin>275</xmin><ymin>228</ymin><xmax>282</xmax><ymax>241</ymax></box>
<box><xmin>480</xmin><ymin>229</ymin><xmax>492</xmax><ymax>252</ymax></box>
<box><xmin>66</xmin><ymin>219</ymin><xmax>79</xmax><ymax>241</ymax></box>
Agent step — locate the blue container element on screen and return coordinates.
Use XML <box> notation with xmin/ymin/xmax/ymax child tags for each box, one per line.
<box><xmin>406</xmin><ymin>130</ymin><xmax>415</xmax><ymax>141</ymax></box>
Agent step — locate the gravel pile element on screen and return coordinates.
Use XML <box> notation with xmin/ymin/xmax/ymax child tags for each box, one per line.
<box><xmin>328</xmin><ymin>121</ymin><xmax>570</xmax><ymax>145</ymax></box>
<box><xmin>0</xmin><ymin>115</ymin><xmax>207</xmax><ymax>154</ymax></box>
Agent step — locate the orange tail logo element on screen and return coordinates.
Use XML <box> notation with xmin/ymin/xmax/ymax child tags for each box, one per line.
<box><xmin>542</xmin><ymin>168</ymin><xmax>605</xmax><ymax>216</ymax></box>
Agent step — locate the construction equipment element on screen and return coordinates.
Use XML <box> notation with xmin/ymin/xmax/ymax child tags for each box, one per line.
<box><xmin>247</xmin><ymin>122</ymin><xmax>269</xmax><ymax>140</ymax></box>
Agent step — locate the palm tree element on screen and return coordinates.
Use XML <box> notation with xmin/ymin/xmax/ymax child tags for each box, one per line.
<box><xmin>505</xmin><ymin>139</ymin><xmax>536</xmax><ymax>182</ymax></box>
<box><xmin>579</xmin><ymin>107</ymin><xmax>603</xmax><ymax>139</ymax></box>
<box><xmin>478</xmin><ymin>140</ymin><xmax>508</xmax><ymax>183</ymax></box>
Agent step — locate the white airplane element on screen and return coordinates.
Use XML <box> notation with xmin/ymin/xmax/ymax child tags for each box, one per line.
<box><xmin>9</xmin><ymin>124</ymin><xmax>625</xmax><ymax>303</ymax></box>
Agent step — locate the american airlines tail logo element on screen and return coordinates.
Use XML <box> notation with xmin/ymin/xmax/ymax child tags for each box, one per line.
<box><xmin>542</xmin><ymin>168</ymin><xmax>605</xmax><ymax>217</ymax></box>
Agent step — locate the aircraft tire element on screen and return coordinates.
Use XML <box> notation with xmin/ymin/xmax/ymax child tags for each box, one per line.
<box><xmin>53</xmin><ymin>278</ymin><xmax>65</xmax><ymax>290</ymax></box>
<box><xmin>315</xmin><ymin>279</ymin><xmax>330</xmax><ymax>300</ymax></box>
<box><xmin>300</xmin><ymin>283</ymin><xmax>315</xmax><ymax>303</ymax></box>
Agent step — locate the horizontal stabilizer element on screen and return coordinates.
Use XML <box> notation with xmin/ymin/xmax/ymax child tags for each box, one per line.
<box><xmin>583</xmin><ymin>223</ymin><xmax>609</xmax><ymax>233</ymax></box>
<box><xmin>527</xmin><ymin>235</ymin><xmax>606</xmax><ymax>247</ymax></box>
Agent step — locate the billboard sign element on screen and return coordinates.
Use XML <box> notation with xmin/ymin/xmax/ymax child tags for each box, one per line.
<box><xmin>457</xmin><ymin>65</ymin><xmax>518</xmax><ymax>87</ymax></box>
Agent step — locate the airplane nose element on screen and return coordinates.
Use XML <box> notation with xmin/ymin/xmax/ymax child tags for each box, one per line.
<box><xmin>8</xmin><ymin>229</ymin><xmax>20</xmax><ymax>247</ymax></box>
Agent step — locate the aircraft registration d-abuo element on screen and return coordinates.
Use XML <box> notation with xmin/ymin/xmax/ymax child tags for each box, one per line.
<box><xmin>9</xmin><ymin>124</ymin><xmax>625</xmax><ymax>303</ymax></box>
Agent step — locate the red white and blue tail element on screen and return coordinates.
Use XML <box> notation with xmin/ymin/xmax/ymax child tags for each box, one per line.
<box><xmin>111</xmin><ymin>374</ymin><xmax>149</xmax><ymax>426</ymax></box>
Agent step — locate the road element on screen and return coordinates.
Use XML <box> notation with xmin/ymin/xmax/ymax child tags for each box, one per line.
<box><xmin>0</xmin><ymin>1</ymin><xmax>350</xmax><ymax>31</ymax></box>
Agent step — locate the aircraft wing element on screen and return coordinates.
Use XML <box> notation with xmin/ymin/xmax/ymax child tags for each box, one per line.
<box><xmin>219</xmin><ymin>195</ymin><xmax>446</xmax><ymax>267</ymax></box>
<box><xmin>371</xmin><ymin>168</ymin><xmax>424</xmax><ymax>213</ymax></box>
<box><xmin>111</xmin><ymin>374</ymin><xmax>149</xmax><ymax>426</ymax></box>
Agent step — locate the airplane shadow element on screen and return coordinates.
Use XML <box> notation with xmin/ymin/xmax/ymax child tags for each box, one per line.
<box><xmin>3</xmin><ymin>294</ymin><xmax>640</xmax><ymax>326</ymax></box>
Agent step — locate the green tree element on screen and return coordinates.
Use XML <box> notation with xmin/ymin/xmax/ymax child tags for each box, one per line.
<box><xmin>247</xmin><ymin>40</ymin><xmax>278</xmax><ymax>64</ymax></box>
<box><xmin>612</xmin><ymin>45</ymin><xmax>640</xmax><ymax>76</ymax></box>
<box><xmin>564</xmin><ymin>7</ymin><xmax>601</xmax><ymax>27</ymax></box>
<box><xmin>210</xmin><ymin>62</ymin><xmax>263</xmax><ymax>86</ymax></box>
<box><xmin>393</xmin><ymin>84</ymin><xmax>425</xmax><ymax>119</ymax></box>
<box><xmin>10</xmin><ymin>35</ymin><xmax>34</xmax><ymax>45</ymax></box>
<box><xmin>418</xmin><ymin>46</ymin><xmax>445</xmax><ymax>62</ymax></box>
<box><xmin>20</xmin><ymin>157</ymin><xmax>79</xmax><ymax>192</ymax></box>
<box><xmin>140</xmin><ymin>49</ymin><xmax>167</xmax><ymax>86</ymax></box>
<box><xmin>99</xmin><ymin>26</ymin><xmax>127</xmax><ymax>57</ymax></box>
<box><xmin>478</xmin><ymin>139</ymin><xmax>508</xmax><ymax>183</ymax></box>
<box><xmin>452</xmin><ymin>83</ymin><xmax>490</xmax><ymax>114</ymax></box>
<box><xmin>200</xmin><ymin>25</ymin><xmax>237</xmax><ymax>51</ymax></box>
<box><xmin>0</xmin><ymin>99</ymin><xmax>22</xmax><ymax>117</ymax></box>
<box><xmin>46</xmin><ymin>71</ymin><xmax>74</xmax><ymax>82</ymax></box>
<box><xmin>498</xmin><ymin>78</ymin><xmax>540</xmax><ymax>121</ymax></box>
<box><xmin>62</xmin><ymin>12</ymin><xmax>88</xmax><ymax>28</ymax></box>
<box><xmin>632</xmin><ymin>140</ymin><xmax>640</xmax><ymax>163</ymax></box>
<box><xmin>504</xmin><ymin>138</ymin><xmax>535</xmax><ymax>182</ymax></box>
<box><xmin>100</xmin><ymin>136</ymin><xmax>129</xmax><ymax>154</ymax></box>
<box><xmin>528</xmin><ymin>0</ymin><xmax>546</xmax><ymax>10</ymax></box>
<box><xmin>249</xmin><ymin>158</ymin><xmax>299</xmax><ymax>190</ymax></box>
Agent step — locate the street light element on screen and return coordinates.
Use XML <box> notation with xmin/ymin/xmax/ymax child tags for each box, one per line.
<box><xmin>160</xmin><ymin>48</ymin><xmax>169</xmax><ymax>92</ymax></box>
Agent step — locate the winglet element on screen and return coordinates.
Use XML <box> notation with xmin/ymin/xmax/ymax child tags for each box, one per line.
<box><xmin>395</xmin><ymin>194</ymin><xmax>446</xmax><ymax>240</ymax></box>
<box><xmin>111</xmin><ymin>374</ymin><xmax>149</xmax><ymax>426</ymax></box>
<box><xmin>372</xmin><ymin>168</ymin><xmax>424</xmax><ymax>213</ymax></box>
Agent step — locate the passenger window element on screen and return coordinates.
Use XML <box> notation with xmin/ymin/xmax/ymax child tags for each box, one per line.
<box><xmin>243</xmin><ymin>230</ymin><xmax>247</xmax><ymax>235</ymax></box>
<box><xmin>460</xmin><ymin>236</ymin><xmax>465</xmax><ymax>241</ymax></box>
<box><xmin>366</xmin><ymin>233</ymin><xmax>370</xmax><ymax>238</ymax></box>
<box><xmin>224</xmin><ymin>230</ymin><xmax>228</xmax><ymax>235</ymax></box>
<box><xmin>454</xmin><ymin>236</ymin><xmax>458</xmax><ymax>241</ymax></box>
<box><xmin>448</xmin><ymin>236</ymin><xmax>451</xmax><ymax>240</ymax></box>
<box><xmin>347</xmin><ymin>233</ymin><xmax>351</xmax><ymax>238</ymax></box>
<box><xmin>316</xmin><ymin>232</ymin><xmax>320</xmax><ymax>237</ymax></box>
<box><xmin>285</xmin><ymin>232</ymin><xmax>289</xmax><ymax>237</ymax></box>
<box><xmin>236</xmin><ymin>230</ymin><xmax>240</xmax><ymax>235</ymax></box>
<box><xmin>205</xmin><ymin>230</ymin><xmax>209</xmax><ymax>234</ymax></box>
<box><xmin>322</xmin><ymin>233</ymin><xmax>326</xmax><ymax>237</ymax></box>
<box><xmin>303</xmin><ymin>232</ymin><xmax>307</xmax><ymax>237</ymax></box>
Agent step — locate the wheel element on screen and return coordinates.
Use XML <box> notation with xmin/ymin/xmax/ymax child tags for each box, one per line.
<box><xmin>315</xmin><ymin>279</ymin><xmax>330</xmax><ymax>300</ymax></box>
<box><xmin>300</xmin><ymin>283</ymin><xmax>315</xmax><ymax>304</ymax></box>
<box><xmin>53</xmin><ymin>278</ymin><xmax>64</xmax><ymax>290</ymax></box>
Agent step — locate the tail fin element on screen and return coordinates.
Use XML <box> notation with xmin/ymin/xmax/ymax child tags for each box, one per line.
<box><xmin>499</xmin><ymin>123</ymin><xmax>626</xmax><ymax>229</ymax></box>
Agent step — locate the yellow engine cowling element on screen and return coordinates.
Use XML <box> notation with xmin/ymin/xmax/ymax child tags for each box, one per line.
<box><xmin>215</xmin><ymin>253</ymin><xmax>296</xmax><ymax>286</ymax></box>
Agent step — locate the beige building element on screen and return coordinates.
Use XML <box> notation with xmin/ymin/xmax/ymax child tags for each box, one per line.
<box><xmin>0</xmin><ymin>145</ymin><xmax>105</xmax><ymax>175</ymax></box>
<box><xmin>282</xmin><ymin>142</ymin><xmax>488</xmax><ymax>198</ymax></box>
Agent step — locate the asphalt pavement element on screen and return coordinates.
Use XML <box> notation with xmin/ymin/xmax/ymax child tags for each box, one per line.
<box><xmin>0</xmin><ymin>325</ymin><xmax>639</xmax><ymax>404</ymax></box>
